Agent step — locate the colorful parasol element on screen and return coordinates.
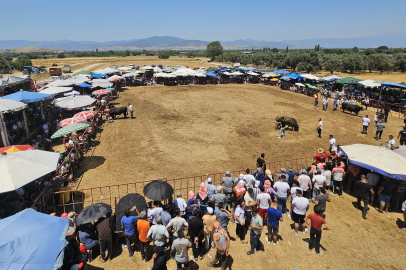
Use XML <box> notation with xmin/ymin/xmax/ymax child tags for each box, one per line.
<box><xmin>73</xmin><ymin>111</ymin><xmax>97</xmax><ymax>120</ymax></box>
<box><xmin>59</xmin><ymin>117</ymin><xmax>82</xmax><ymax>128</ymax></box>
<box><xmin>0</xmin><ymin>145</ymin><xmax>36</xmax><ymax>154</ymax></box>
<box><xmin>92</xmin><ymin>89</ymin><xmax>110</xmax><ymax>96</ymax></box>
<box><xmin>51</xmin><ymin>122</ymin><xmax>91</xmax><ymax>139</ymax></box>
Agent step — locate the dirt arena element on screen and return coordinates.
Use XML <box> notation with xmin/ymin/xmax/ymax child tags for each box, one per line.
<box><xmin>66</xmin><ymin>82</ymin><xmax>406</xmax><ymax>270</ymax></box>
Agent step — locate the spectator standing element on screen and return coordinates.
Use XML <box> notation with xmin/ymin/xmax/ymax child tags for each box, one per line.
<box><xmin>256</xmin><ymin>153</ymin><xmax>266</xmax><ymax>172</ymax></box>
<box><xmin>273</xmin><ymin>175</ymin><xmax>290</xmax><ymax>214</ymax></box>
<box><xmin>161</xmin><ymin>205</ymin><xmax>172</xmax><ymax>227</ymax></box>
<box><xmin>397</xmin><ymin>126</ymin><xmax>406</xmax><ymax>145</ymax></box>
<box><xmin>78</xmin><ymin>224</ymin><xmax>99</xmax><ymax>262</ymax></box>
<box><xmin>148</xmin><ymin>216</ymin><xmax>169</xmax><ymax>248</ymax></box>
<box><xmin>356</xmin><ymin>175</ymin><xmax>374</xmax><ymax>219</ymax></box>
<box><xmin>212</xmin><ymin>186</ymin><xmax>227</xmax><ymax>210</ymax></box>
<box><xmin>298</xmin><ymin>169</ymin><xmax>312</xmax><ymax>199</ymax></box>
<box><xmin>244</xmin><ymin>188</ymin><xmax>257</xmax><ymax>235</ymax></box>
<box><xmin>167</xmin><ymin>208</ymin><xmax>188</xmax><ymax>241</ymax></box>
<box><xmin>290</xmin><ymin>181</ymin><xmax>303</xmax><ymax>219</ymax></box>
<box><xmin>265</xmin><ymin>201</ymin><xmax>283</xmax><ymax>245</ymax></box>
<box><xmin>96</xmin><ymin>211</ymin><xmax>114</xmax><ymax>263</ymax></box>
<box><xmin>208</xmin><ymin>221</ymin><xmax>230</xmax><ymax>269</ymax></box>
<box><xmin>246</xmin><ymin>208</ymin><xmax>263</xmax><ymax>255</ymax></box>
<box><xmin>150</xmin><ymin>246</ymin><xmax>167</xmax><ymax>270</ymax></box>
<box><xmin>128</xmin><ymin>103</ymin><xmax>134</xmax><ymax>119</ymax></box>
<box><xmin>256</xmin><ymin>186</ymin><xmax>271</xmax><ymax>219</ymax></box>
<box><xmin>323</xmin><ymin>165</ymin><xmax>332</xmax><ymax>192</ymax></box>
<box><xmin>137</xmin><ymin>210</ymin><xmax>151</xmax><ymax>261</ymax></box>
<box><xmin>221</xmin><ymin>171</ymin><xmax>235</xmax><ymax>210</ymax></box>
<box><xmin>234</xmin><ymin>199</ymin><xmax>247</xmax><ymax>244</ymax></box>
<box><xmin>148</xmin><ymin>201</ymin><xmax>163</xmax><ymax>225</ymax></box>
<box><xmin>312</xmin><ymin>169</ymin><xmax>327</xmax><ymax>199</ymax></box>
<box><xmin>203</xmin><ymin>207</ymin><xmax>217</xmax><ymax>249</ymax></box>
<box><xmin>104</xmin><ymin>107</ymin><xmax>110</xmax><ymax>124</ymax></box>
<box><xmin>244</xmin><ymin>169</ymin><xmax>256</xmax><ymax>189</ymax></box>
<box><xmin>305</xmin><ymin>206</ymin><xmax>330</xmax><ymax>255</ymax></box>
<box><xmin>312</xmin><ymin>187</ymin><xmax>329</xmax><ymax>215</ymax></box>
<box><xmin>287</xmin><ymin>165</ymin><xmax>296</xmax><ymax>186</ymax></box>
<box><xmin>329</xmin><ymin>135</ymin><xmax>336</xmax><ymax>152</ymax></box>
<box><xmin>332</xmin><ymin>165</ymin><xmax>346</xmax><ymax>198</ymax></box>
<box><xmin>206</xmin><ymin>177</ymin><xmax>217</xmax><ymax>196</ymax></box>
<box><xmin>291</xmin><ymin>190</ymin><xmax>309</xmax><ymax>236</ymax></box>
<box><xmin>387</xmin><ymin>135</ymin><xmax>396</xmax><ymax>150</ymax></box>
<box><xmin>316</xmin><ymin>118</ymin><xmax>323</xmax><ymax>139</ymax></box>
<box><xmin>121</xmin><ymin>207</ymin><xmax>140</xmax><ymax>257</ymax></box>
<box><xmin>197</xmin><ymin>183</ymin><xmax>213</xmax><ymax>216</ymax></box>
<box><xmin>377</xmin><ymin>178</ymin><xmax>396</xmax><ymax>213</ymax></box>
<box><xmin>362</xmin><ymin>115</ymin><xmax>370</xmax><ymax>134</ymax></box>
<box><xmin>394</xmin><ymin>181</ymin><xmax>406</xmax><ymax>212</ymax></box>
<box><xmin>214</xmin><ymin>202</ymin><xmax>231</xmax><ymax>232</ymax></box>
<box><xmin>170</xmin><ymin>230</ymin><xmax>191</xmax><ymax>270</ymax></box>
<box><xmin>252</xmin><ymin>180</ymin><xmax>261</xmax><ymax>201</ymax></box>
<box><xmin>188</xmin><ymin>208</ymin><xmax>205</xmax><ymax>261</ymax></box>
<box><xmin>175</xmin><ymin>193</ymin><xmax>187</xmax><ymax>217</ymax></box>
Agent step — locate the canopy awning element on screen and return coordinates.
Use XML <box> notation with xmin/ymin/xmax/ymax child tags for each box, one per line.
<box><xmin>339</xmin><ymin>144</ymin><xmax>406</xmax><ymax>180</ymax></box>
<box><xmin>39</xmin><ymin>87</ymin><xmax>73</xmax><ymax>95</ymax></box>
<box><xmin>300</xmin><ymin>74</ymin><xmax>319</xmax><ymax>80</ymax></box>
<box><xmin>0</xmin><ymin>99</ymin><xmax>27</xmax><ymax>113</ymax></box>
<box><xmin>295</xmin><ymin>83</ymin><xmax>305</xmax><ymax>87</ymax></box>
<box><xmin>93</xmin><ymin>67</ymin><xmax>118</xmax><ymax>74</ymax></box>
<box><xmin>0</xmin><ymin>209</ymin><xmax>68</xmax><ymax>270</ymax></box>
<box><xmin>306</xmin><ymin>84</ymin><xmax>318</xmax><ymax>89</ymax></box>
<box><xmin>204</xmin><ymin>72</ymin><xmax>217</xmax><ymax>77</ymax></box>
<box><xmin>1</xmin><ymin>91</ymin><xmax>53</xmax><ymax>103</ymax></box>
<box><xmin>358</xmin><ymin>79</ymin><xmax>381</xmax><ymax>88</ymax></box>
<box><xmin>0</xmin><ymin>75</ymin><xmax>30</xmax><ymax>92</ymax></box>
<box><xmin>274</xmin><ymin>70</ymin><xmax>290</xmax><ymax>74</ymax></box>
<box><xmin>53</xmin><ymin>95</ymin><xmax>96</xmax><ymax>109</ymax></box>
<box><xmin>73</xmin><ymin>70</ymin><xmax>91</xmax><ymax>76</ymax></box>
<box><xmin>322</xmin><ymin>75</ymin><xmax>341</xmax><ymax>81</ymax></box>
<box><xmin>336</xmin><ymin>77</ymin><xmax>362</xmax><ymax>84</ymax></box>
<box><xmin>376</xmin><ymin>82</ymin><xmax>406</xmax><ymax>89</ymax></box>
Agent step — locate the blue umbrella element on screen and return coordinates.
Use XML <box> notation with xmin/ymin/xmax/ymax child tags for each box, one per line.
<box><xmin>0</xmin><ymin>209</ymin><xmax>69</xmax><ymax>270</ymax></box>
<box><xmin>91</xmin><ymin>73</ymin><xmax>106</xmax><ymax>78</ymax></box>
<box><xmin>1</xmin><ymin>91</ymin><xmax>53</xmax><ymax>103</ymax></box>
<box><xmin>274</xmin><ymin>70</ymin><xmax>290</xmax><ymax>74</ymax></box>
<box><xmin>204</xmin><ymin>72</ymin><xmax>217</xmax><ymax>77</ymax></box>
<box><xmin>76</xmin><ymin>83</ymin><xmax>92</xmax><ymax>88</ymax></box>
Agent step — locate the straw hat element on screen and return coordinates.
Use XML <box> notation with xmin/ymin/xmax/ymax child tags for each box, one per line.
<box><xmin>317</xmin><ymin>148</ymin><xmax>324</xmax><ymax>153</ymax></box>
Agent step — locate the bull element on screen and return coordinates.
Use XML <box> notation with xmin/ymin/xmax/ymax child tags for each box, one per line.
<box><xmin>341</xmin><ymin>103</ymin><xmax>364</xmax><ymax>116</ymax></box>
<box><xmin>275</xmin><ymin>116</ymin><xmax>300</xmax><ymax>131</ymax></box>
<box><xmin>110</xmin><ymin>106</ymin><xmax>128</xmax><ymax>119</ymax></box>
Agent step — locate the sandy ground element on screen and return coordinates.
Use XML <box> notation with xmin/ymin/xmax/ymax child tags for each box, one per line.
<box><xmin>65</xmin><ymin>83</ymin><xmax>406</xmax><ymax>270</ymax></box>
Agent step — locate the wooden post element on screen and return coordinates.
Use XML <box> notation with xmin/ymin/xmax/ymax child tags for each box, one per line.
<box><xmin>40</xmin><ymin>102</ymin><xmax>45</xmax><ymax>121</ymax></box>
<box><xmin>0</xmin><ymin>113</ymin><xmax>10</xmax><ymax>147</ymax></box>
<box><xmin>22</xmin><ymin>110</ymin><xmax>30</xmax><ymax>140</ymax></box>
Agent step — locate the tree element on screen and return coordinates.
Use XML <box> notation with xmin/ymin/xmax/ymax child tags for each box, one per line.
<box><xmin>57</xmin><ymin>52</ymin><xmax>66</xmax><ymax>58</ymax></box>
<box><xmin>324</xmin><ymin>57</ymin><xmax>342</xmax><ymax>74</ymax></box>
<box><xmin>352</xmin><ymin>46</ymin><xmax>359</xmax><ymax>53</ymax></box>
<box><xmin>286</xmin><ymin>46</ymin><xmax>289</xmax><ymax>52</ymax></box>
<box><xmin>158</xmin><ymin>52</ymin><xmax>170</xmax><ymax>59</ymax></box>
<box><xmin>314</xmin><ymin>44</ymin><xmax>320</xmax><ymax>51</ymax></box>
<box><xmin>271</xmin><ymin>48</ymin><xmax>279</xmax><ymax>53</ymax></box>
<box><xmin>206</xmin><ymin>41</ymin><xmax>223</xmax><ymax>61</ymax></box>
<box><xmin>0</xmin><ymin>55</ymin><xmax>13</xmax><ymax>73</ymax></box>
<box><xmin>395</xmin><ymin>54</ymin><xmax>406</xmax><ymax>72</ymax></box>
<box><xmin>15</xmin><ymin>58</ymin><xmax>32</xmax><ymax>69</ymax></box>
<box><xmin>342</xmin><ymin>54</ymin><xmax>364</xmax><ymax>73</ymax></box>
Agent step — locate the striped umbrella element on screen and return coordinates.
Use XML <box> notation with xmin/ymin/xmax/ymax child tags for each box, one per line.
<box><xmin>92</xmin><ymin>89</ymin><xmax>110</xmax><ymax>96</ymax></box>
<box><xmin>0</xmin><ymin>145</ymin><xmax>36</xmax><ymax>154</ymax></box>
<box><xmin>59</xmin><ymin>117</ymin><xmax>82</xmax><ymax>128</ymax></box>
<box><xmin>73</xmin><ymin>111</ymin><xmax>97</xmax><ymax>120</ymax></box>
<box><xmin>51</xmin><ymin>122</ymin><xmax>90</xmax><ymax>139</ymax></box>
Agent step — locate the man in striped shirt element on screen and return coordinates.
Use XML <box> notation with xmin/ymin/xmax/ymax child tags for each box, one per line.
<box><xmin>332</xmin><ymin>165</ymin><xmax>346</xmax><ymax>198</ymax></box>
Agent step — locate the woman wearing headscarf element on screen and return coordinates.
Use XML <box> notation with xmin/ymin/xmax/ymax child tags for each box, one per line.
<box><xmin>197</xmin><ymin>183</ymin><xmax>213</xmax><ymax>216</ymax></box>
<box><xmin>264</xmin><ymin>170</ymin><xmax>274</xmax><ymax>187</ymax></box>
<box><xmin>188</xmin><ymin>191</ymin><xmax>198</xmax><ymax>206</ymax></box>
<box><xmin>263</xmin><ymin>180</ymin><xmax>277</xmax><ymax>201</ymax></box>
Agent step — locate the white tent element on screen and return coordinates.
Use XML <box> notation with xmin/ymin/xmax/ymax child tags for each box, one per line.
<box><xmin>93</xmin><ymin>68</ymin><xmax>118</xmax><ymax>75</ymax></box>
<box><xmin>358</xmin><ymin>79</ymin><xmax>381</xmax><ymax>88</ymax></box>
<box><xmin>0</xmin><ymin>99</ymin><xmax>27</xmax><ymax>113</ymax></box>
<box><xmin>340</xmin><ymin>144</ymin><xmax>406</xmax><ymax>180</ymax></box>
<box><xmin>53</xmin><ymin>95</ymin><xmax>96</xmax><ymax>109</ymax></box>
<box><xmin>140</xmin><ymin>66</ymin><xmax>153</xmax><ymax>70</ymax></box>
<box><xmin>0</xmin><ymin>150</ymin><xmax>60</xmax><ymax>193</ymax></box>
<box><xmin>39</xmin><ymin>87</ymin><xmax>73</xmax><ymax>95</ymax></box>
<box><xmin>262</xmin><ymin>73</ymin><xmax>280</xmax><ymax>78</ymax></box>
<box><xmin>153</xmin><ymin>67</ymin><xmax>162</xmax><ymax>73</ymax></box>
<box><xmin>394</xmin><ymin>145</ymin><xmax>406</xmax><ymax>158</ymax></box>
<box><xmin>300</xmin><ymin>74</ymin><xmax>320</xmax><ymax>80</ymax></box>
<box><xmin>63</xmin><ymin>91</ymin><xmax>80</xmax><ymax>96</ymax></box>
<box><xmin>322</xmin><ymin>75</ymin><xmax>341</xmax><ymax>81</ymax></box>
<box><xmin>295</xmin><ymin>83</ymin><xmax>305</xmax><ymax>87</ymax></box>
<box><xmin>247</xmin><ymin>72</ymin><xmax>260</xmax><ymax>76</ymax></box>
<box><xmin>172</xmin><ymin>68</ymin><xmax>195</xmax><ymax>76</ymax></box>
<box><xmin>229</xmin><ymin>71</ymin><xmax>244</xmax><ymax>76</ymax></box>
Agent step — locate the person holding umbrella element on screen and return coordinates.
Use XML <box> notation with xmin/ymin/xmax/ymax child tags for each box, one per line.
<box><xmin>121</xmin><ymin>206</ymin><xmax>140</xmax><ymax>258</ymax></box>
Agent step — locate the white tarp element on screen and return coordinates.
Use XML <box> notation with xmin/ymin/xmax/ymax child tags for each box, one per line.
<box><xmin>394</xmin><ymin>145</ymin><xmax>406</xmax><ymax>158</ymax></box>
<box><xmin>262</xmin><ymin>73</ymin><xmax>279</xmax><ymax>78</ymax></box>
<box><xmin>340</xmin><ymin>144</ymin><xmax>406</xmax><ymax>180</ymax></box>
<box><xmin>91</xmin><ymin>82</ymin><xmax>113</xmax><ymax>88</ymax></box>
<box><xmin>322</xmin><ymin>75</ymin><xmax>341</xmax><ymax>81</ymax></box>
<box><xmin>229</xmin><ymin>71</ymin><xmax>244</xmax><ymax>76</ymax></box>
<box><xmin>295</xmin><ymin>83</ymin><xmax>305</xmax><ymax>87</ymax></box>
<box><xmin>140</xmin><ymin>66</ymin><xmax>153</xmax><ymax>70</ymax></box>
<box><xmin>0</xmin><ymin>150</ymin><xmax>60</xmax><ymax>193</ymax></box>
<box><xmin>53</xmin><ymin>95</ymin><xmax>96</xmax><ymax>109</ymax></box>
<box><xmin>0</xmin><ymin>99</ymin><xmax>27</xmax><ymax>113</ymax></box>
<box><xmin>358</xmin><ymin>79</ymin><xmax>381</xmax><ymax>88</ymax></box>
<box><xmin>0</xmin><ymin>75</ymin><xmax>30</xmax><ymax>92</ymax></box>
<box><xmin>300</xmin><ymin>74</ymin><xmax>320</xmax><ymax>80</ymax></box>
<box><xmin>93</xmin><ymin>68</ymin><xmax>118</xmax><ymax>74</ymax></box>
<box><xmin>39</xmin><ymin>87</ymin><xmax>73</xmax><ymax>95</ymax></box>
<box><xmin>247</xmin><ymin>72</ymin><xmax>260</xmax><ymax>76</ymax></box>
<box><xmin>172</xmin><ymin>68</ymin><xmax>195</xmax><ymax>76</ymax></box>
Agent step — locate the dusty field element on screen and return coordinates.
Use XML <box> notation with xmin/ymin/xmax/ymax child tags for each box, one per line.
<box><xmin>71</xmin><ymin>83</ymin><xmax>406</xmax><ymax>270</ymax></box>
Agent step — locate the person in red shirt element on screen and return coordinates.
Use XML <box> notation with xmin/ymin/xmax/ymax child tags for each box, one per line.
<box><xmin>314</xmin><ymin>148</ymin><xmax>327</xmax><ymax>164</ymax></box>
<box><xmin>104</xmin><ymin>107</ymin><xmax>111</xmax><ymax>124</ymax></box>
<box><xmin>305</xmin><ymin>206</ymin><xmax>330</xmax><ymax>255</ymax></box>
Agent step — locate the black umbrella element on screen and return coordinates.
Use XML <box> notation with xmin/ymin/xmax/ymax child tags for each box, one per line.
<box><xmin>115</xmin><ymin>193</ymin><xmax>147</xmax><ymax>231</ymax></box>
<box><xmin>75</xmin><ymin>203</ymin><xmax>112</xmax><ymax>226</ymax></box>
<box><xmin>143</xmin><ymin>180</ymin><xmax>174</xmax><ymax>201</ymax></box>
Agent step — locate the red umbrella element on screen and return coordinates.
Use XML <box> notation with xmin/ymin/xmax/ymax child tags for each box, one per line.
<box><xmin>92</xmin><ymin>90</ymin><xmax>110</xmax><ymax>95</ymax></box>
<box><xmin>73</xmin><ymin>111</ymin><xmax>97</xmax><ymax>120</ymax></box>
<box><xmin>60</xmin><ymin>117</ymin><xmax>83</xmax><ymax>127</ymax></box>
<box><xmin>0</xmin><ymin>145</ymin><xmax>36</xmax><ymax>154</ymax></box>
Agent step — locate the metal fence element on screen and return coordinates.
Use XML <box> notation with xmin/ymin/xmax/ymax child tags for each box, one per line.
<box><xmin>41</xmin><ymin>156</ymin><xmax>314</xmax><ymax>214</ymax></box>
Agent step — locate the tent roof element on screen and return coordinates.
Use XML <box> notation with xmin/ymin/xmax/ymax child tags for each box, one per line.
<box><xmin>376</xmin><ymin>81</ymin><xmax>406</xmax><ymax>88</ymax></box>
<box><xmin>38</xmin><ymin>87</ymin><xmax>73</xmax><ymax>95</ymax></box>
<box><xmin>0</xmin><ymin>75</ymin><xmax>30</xmax><ymax>92</ymax></box>
<box><xmin>73</xmin><ymin>70</ymin><xmax>91</xmax><ymax>76</ymax></box>
<box><xmin>93</xmin><ymin>68</ymin><xmax>118</xmax><ymax>74</ymax></box>
<box><xmin>295</xmin><ymin>83</ymin><xmax>305</xmax><ymax>87</ymax></box>
<box><xmin>0</xmin><ymin>99</ymin><xmax>27</xmax><ymax>113</ymax></box>
<box><xmin>305</xmin><ymin>84</ymin><xmax>318</xmax><ymax>89</ymax></box>
<box><xmin>358</xmin><ymin>79</ymin><xmax>381</xmax><ymax>88</ymax></box>
<box><xmin>336</xmin><ymin>77</ymin><xmax>362</xmax><ymax>84</ymax></box>
<box><xmin>340</xmin><ymin>144</ymin><xmax>406</xmax><ymax>180</ymax></box>
<box><xmin>0</xmin><ymin>209</ymin><xmax>68</xmax><ymax>270</ymax></box>
<box><xmin>300</xmin><ymin>74</ymin><xmax>319</xmax><ymax>80</ymax></box>
<box><xmin>53</xmin><ymin>95</ymin><xmax>96</xmax><ymax>109</ymax></box>
<box><xmin>274</xmin><ymin>70</ymin><xmax>290</xmax><ymax>74</ymax></box>
<box><xmin>1</xmin><ymin>91</ymin><xmax>53</xmax><ymax>103</ymax></box>
<box><xmin>322</xmin><ymin>75</ymin><xmax>341</xmax><ymax>81</ymax></box>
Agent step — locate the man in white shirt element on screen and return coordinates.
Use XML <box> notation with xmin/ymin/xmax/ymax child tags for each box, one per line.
<box><xmin>387</xmin><ymin>135</ymin><xmax>396</xmax><ymax>150</ymax></box>
<box><xmin>128</xmin><ymin>103</ymin><xmax>134</xmax><ymax>119</ymax></box>
<box><xmin>244</xmin><ymin>168</ymin><xmax>256</xmax><ymax>189</ymax></box>
<box><xmin>175</xmin><ymin>193</ymin><xmax>187</xmax><ymax>217</ymax></box>
<box><xmin>323</xmin><ymin>97</ymin><xmax>328</xmax><ymax>111</ymax></box>
<box><xmin>148</xmin><ymin>201</ymin><xmax>163</xmax><ymax>225</ymax></box>
<box><xmin>291</xmin><ymin>189</ymin><xmax>309</xmax><ymax>236</ymax></box>
<box><xmin>316</xmin><ymin>118</ymin><xmax>323</xmax><ymax>139</ymax></box>
<box><xmin>312</xmin><ymin>170</ymin><xmax>327</xmax><ymax>199</ymax></box>
<box><xmin>328</xmin><ymin>135</ymin><xmax>336</xmax><ymax>152</ymax></box>
<box><xmin>362</xmin><ymin>115</ymin><xmax>370</xmax><ymax>135</ymax></box>
<box><xmin>273</xmin><ymin>175</ymin><xmax>290</xmax><ymax>215</ymax></box>
<box><xmin>256</xmin><ymin>186</ymin><xmax>271</xmax><ymax>219</ymax></box>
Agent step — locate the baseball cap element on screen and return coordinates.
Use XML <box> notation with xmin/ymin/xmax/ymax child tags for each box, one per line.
<box><xmin>207</xmin><ymin>207</ymin><xmax>213</xmax><ymax>214</ymax></box>
<box><xmin>61</xmin><ymin>213</ymin><xmax>68</xmax><ymax>218</ymax></box>
<box><xmin>207</xmin><ymin>177</ymin><xmax>212</xmax><ymax>183</ymax></box>
<box><xmin>226</xmin><ymin>171</ymin><xmax>231</xmax><ymax>175</ymax></box>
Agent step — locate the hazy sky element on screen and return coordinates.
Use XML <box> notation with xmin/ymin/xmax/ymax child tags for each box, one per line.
<box><xmin>1</xmin><ymin>0</ymin><xmax>405</xmax><ymax>41</ymax></box>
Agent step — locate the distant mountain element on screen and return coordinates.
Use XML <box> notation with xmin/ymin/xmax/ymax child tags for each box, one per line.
<box><xmin>0</xmin><ymin>34</ymin><xmax>405</xmax><ymax>51</ymax></box>
<box><xmin>0</xmin><ymin>46</ymin><xmax>63</xmax><ymax>54</ymax></box>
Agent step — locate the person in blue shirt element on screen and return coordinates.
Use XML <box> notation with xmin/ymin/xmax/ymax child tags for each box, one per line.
<box><xmin>265</xmin><ymin>201</ymin><xmax>283</xmax><ymax>245</ymax></box>
<box><xmin>150</xmin><ymin>245</ymin><xmax>167</xmax><ymax>270</ymax></box>
<box><xmin>78</xmin><ymin>224</ymin><xmax>98</xmax><ymax>261</ymax></box>
<box><xmin>121</xmin><ymin>206</ymin><xmax>140</xmax><ymax>257</ymax></box>
<box><xmin>287</xmin><ymin>166</ymin><xmax>296</xmax><ymax>187</ymax></box>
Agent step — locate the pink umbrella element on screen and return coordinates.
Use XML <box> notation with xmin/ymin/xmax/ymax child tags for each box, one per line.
<box><xmin>59</xmin><ymin>117</ymin><xmax>83</xmax><ymax>127</ymax></box>
<box><xmin>92</xmin><ymin>89</ymin><xmax>110</xmax><ymax>95</ymax></box>
<box><xmin>73</xmin><ymin>111</ymin><xmax>97</xmax><ymax>120</ymax></box>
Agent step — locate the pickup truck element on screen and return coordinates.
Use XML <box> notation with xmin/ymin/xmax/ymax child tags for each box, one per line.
<box><xmin>44</xmin><ymin>76</ymin><xmax>66</xmax><ymax>83</ymax></box>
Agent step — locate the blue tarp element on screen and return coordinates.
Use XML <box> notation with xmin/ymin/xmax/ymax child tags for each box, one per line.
<box><xmin>91</xmin><ymin>73</ymin><xmax>106</xmax><ymax>78</ymax></box>
<box><xmin>1</xmin><ymin>91</ymin><xmax>53</xmax><ymax>103</ymax></box>
<box><xmin>220</xmin><ymin>67</ymin><xmax>230</xmax><ymax>71</ymax></box>
<box><xmin>274</xmin><ymin>70</ymin><xmax>290</xmax><ymax>74</ymax></box>
<box><xmin>376</xmin><ymin>82</ymin><xmax>406</xmax><ymax>89</ymax></box>
<box><xmin>106</xmin><ymin>88</ymin><xmax>115</xmax><ymax>91</ymax></box>
<box><xmin>76</xmin><ymin>83</ymin><xmax>92</xmax><ymax>88</ymax></box>
<box><xmin>0</xmin><ymin>209</ymin><xmax>68</xmax><ymax>270</ymax></box>
<box><xmin>122</xmin><ymin>73</ymin><xmax>139</xmax><ymax>77</ymax></box>
<box><xmin>204</xmin><ymin>72</ymin><xmax>217</xmax><ymax>77</ymax></box>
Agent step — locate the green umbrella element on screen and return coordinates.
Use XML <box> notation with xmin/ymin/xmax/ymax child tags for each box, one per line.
<box><xmin>51</xmin><ymin>122</ymin><xmax>90</xmax><ymax>139</ymax></box>
<box><xmin>306</xmin><ymin>83</ymin><xmax>318</xmax><ymax>90</ymax></box>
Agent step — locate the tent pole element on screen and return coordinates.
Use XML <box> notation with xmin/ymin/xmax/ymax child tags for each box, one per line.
<box><xmin>0</xmin><ymin>113</ymin><xmax>10</xmax><ymax>146</ymax></box>
<box><xmin>40</xmin><ymin>102</ymin><xmax>45</xmax><ymax>121</ymax></box>
<box><xmin>22</xmin><ymin>109</ymin><xmax>30</xmax><ymax>140</ymax></box>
